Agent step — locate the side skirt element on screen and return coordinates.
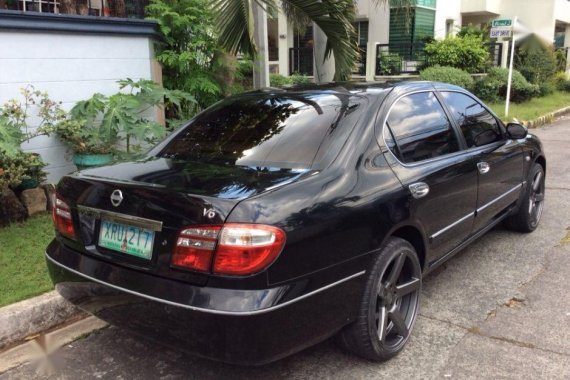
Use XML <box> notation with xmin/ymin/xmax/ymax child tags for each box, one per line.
<box><xmin>424</xmin><ymin>207</ymin><xmax>514</xmax><ymax>275</ymax></box>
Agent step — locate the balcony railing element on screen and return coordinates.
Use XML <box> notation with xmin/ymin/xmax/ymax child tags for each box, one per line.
<box><xmin>375</xmin><ymin>42</ymin><xmax>505</xmax><ymax>76</ymax></box>
<box><xmin>376</xmin><ymin>43</ymin><xmax>427</xmax><ymax>75</ymax></box>
<box><xmin>2</xmin><ymin>0</ymin><xmax>150</xmax><ymax>19</ymax></box>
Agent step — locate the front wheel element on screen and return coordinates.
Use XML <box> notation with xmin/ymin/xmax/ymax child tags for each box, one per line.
<box><xmin>337</xmin><ymin>237</ymin><xmax>422</xmax><ymax>361</ymax></box>
<box><xmin>505</xmin><ymin>163</ymin><xmax>545</xmax><ymax>233</ymax></box>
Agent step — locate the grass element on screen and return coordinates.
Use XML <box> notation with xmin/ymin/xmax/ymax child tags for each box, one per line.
<box><xmin>488</xmin><ymin>91</ymin><xmax>570</xmax><ymax>122</ymax></box>
<box><xmin>0</xmin><ymin>213</ymin><xmax>54</xmax><ymax>307</ymax></box>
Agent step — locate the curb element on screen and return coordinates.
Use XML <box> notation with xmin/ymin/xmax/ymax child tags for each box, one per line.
<box><xmin>523</xmin><ymin>105</ymin><xmax>570</xmax><ymax>129</ymax></box>
<box><xmin>0</xmin><ymin>316</ymin><xmax>108</xmax><ymax>374</ymax></box>
<box><xmin>0</xmin><ymin>291</ymin><xmax>86</xmax><ymax>351</ymax></box>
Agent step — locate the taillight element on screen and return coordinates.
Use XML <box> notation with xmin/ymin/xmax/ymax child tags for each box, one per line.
<box><xmin>172</xmin><ymin>224</ymin><xmax>286</xmax><ymax>276</ymax></box>
<box><xmin>52</xmin><ymin>194</ymin><xmax>75</xmax><ymax>239</ymax></box>
<box><xmin>171</xmin><ymin>226</ymin><xmax>221</xmax><ymax>272</ymax></box>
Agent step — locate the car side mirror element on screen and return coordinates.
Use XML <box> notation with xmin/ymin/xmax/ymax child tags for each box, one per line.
<box><xmin>506</xmin><ymin>123</ymin><xmax>528</xmax><ymax>139</ymax></box>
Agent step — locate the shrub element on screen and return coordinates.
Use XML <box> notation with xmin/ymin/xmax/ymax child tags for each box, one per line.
<box><xmin>473</xmin><ymin>67</ymin><xmax>540</xmax><ymax>103</ymax></box>
<box><xmin>515</xmin><ymin>35</ymin><xmax>557</xmax><ymax>85</ymax></box>
<box><xmin>419</xmin><ymin>65</ymin><xmax>474</xmax><ymax>90</ymax></box>
<box><xmin>270</xmin><ymin>74</ymin><xmax>291</xmax><ymax>87</ymax></box>
<box><xmin>270</xmin><ymin>73</ymin><xmax>312</xmax><ymax>87</ymax></box>
<box><xmin>424</xmin><ymin>35</ymin><xmax>490</xmax><ymax>73</ymax></box>
<box><xmin>0</xmin><ymin>152</ymin><xmax>47</xmax><ymax>189</ymax></box>
<box><xmin>553</xmin><ymin>71</ymin><xmax>568</xmax><ymax>90</ymax></box>
<box><xmin>289</xmin><ymin>73</ymin><xmax>312</xmax><ymax>85</ymax></box>
<box><xmin>0</xmin><ymin>86</ymin><xmax>65</xmax><ymax>157</ymax></box>
<box><xmin>146</xmin><ymin>0</ymin><xmax>222</xmax><ymax>117</ymax></box>
<box><xmin>538</xmin><ymin>81</ymin><xmax>556</xmax><ymax>97</ymax></box>
<box><xmin>55</xmin><ymin>79</ymin><xmax>192</xmax><ymax>156</ymax></box>
<box><xmin>377</xmin><ymin>53</ymin><xmax>401</xmax><ymax>75</ymax></box>
<box><xmin>555</xmin><ymin>49</ymin><xmax>567</xmax><ymax>72</ymax></box>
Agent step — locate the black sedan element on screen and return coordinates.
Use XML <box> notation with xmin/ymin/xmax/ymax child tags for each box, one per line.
<box><xmin>46</xmin><ymin>81</ymin><xmax>546</xmax><ymax>365</ymax></box>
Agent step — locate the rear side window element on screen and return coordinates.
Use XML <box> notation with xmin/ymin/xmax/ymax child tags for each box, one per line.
<box><xmin>384</xmin><ymin>92</ymin><xmax>459</xmax><ymax>164</ymax></box>
<box><xmin>440</xmin><ymin>92</ymin><xmax>502</xmax><ymax>148</ymax></box>
<box><xmin>157</xmin><ymin>93</ymin><xmax>363</xmax><ymax>170</ymax></box>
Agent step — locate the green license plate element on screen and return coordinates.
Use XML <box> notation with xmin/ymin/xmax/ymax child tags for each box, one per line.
<box><xmin>98</xmin><ymin>219</ymin><xmax>155</xmax><ymax>260</ymax></box>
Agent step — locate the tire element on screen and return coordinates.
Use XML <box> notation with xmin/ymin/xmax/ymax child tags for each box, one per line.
<box><xmin>337</xmin><ymin>237</ymin><xmax>422</xmax><ymax>362</ymax></box>
<box><xmin>505</xmin><ymin>163</ymin><xmax>545</xmax><ymax>233</ymax></box>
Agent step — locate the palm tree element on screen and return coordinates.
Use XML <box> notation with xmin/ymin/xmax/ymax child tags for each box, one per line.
<box><xmin>212</xmin><ymin>0</ymin><xmax>359</xmax><ymax>85</ymax></box>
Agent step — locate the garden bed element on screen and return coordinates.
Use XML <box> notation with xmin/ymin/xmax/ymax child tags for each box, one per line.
<box><xmin>0</xmin><ymin>213</ymin><xmax>54</xmax><ymax>307</ymax></box>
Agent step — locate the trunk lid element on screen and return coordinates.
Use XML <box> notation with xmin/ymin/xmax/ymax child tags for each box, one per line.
<box><xmin>56</xmin><ymin>158</ymin><xmax>309</xmax><ymax>285</ymax></box>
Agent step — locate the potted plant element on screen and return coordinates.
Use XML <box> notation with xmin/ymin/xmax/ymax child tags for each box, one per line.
<box><xmin>55</xmin><ymin>79</ymin><xmax>192</xmax><ymax>169</ymax></box>
<box><xmin>55</xmin><ymin>118</ymin><xmax>115</xmax><ymax>170</ymax></box>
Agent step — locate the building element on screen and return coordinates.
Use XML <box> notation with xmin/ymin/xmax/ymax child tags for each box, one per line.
<box><xmin>0</xmin><ymin>2</ymin><xmax>162</xmax><ymax>182</ymax></box>
<box><xmin>269</xmin><ymin>0</ymin><xmax>570</xmax><ymax>81</ymax></box>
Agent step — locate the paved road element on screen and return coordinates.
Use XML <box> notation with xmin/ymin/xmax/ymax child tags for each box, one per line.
<box><xmin>2</xmin><ymin>120</ymin><xmax>570</xmax><ymax>379</ymax></box>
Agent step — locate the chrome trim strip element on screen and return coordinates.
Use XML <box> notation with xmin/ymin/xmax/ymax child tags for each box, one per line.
<box><xmin>77</xmin><ymin>205</ymin><xmax>163</xmax><ymax>232</ymax></box>
<box><xmin>429</xmin><ymin>181</ymin><xmax>525</xmax><ymax>240</ymax></box>
<box><xmin>477</xmin><ymin>183</ymin><xmax>524</xmax><ymax>214</ymax></box>
<box><xmin>45</xmin><ymin>252</ymin><xmax>365</xmax><ymax>316</ymax></box>
<box><xmin>430</xmin><ymin>212</ymin><xmax>475</xmax><ymax>240</ymax></box>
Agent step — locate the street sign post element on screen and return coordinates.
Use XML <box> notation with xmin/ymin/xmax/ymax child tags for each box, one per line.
<box><xmin>493</xmin><ymin>17</ymin><xmax>530</xmax><ymax>117</ymax></box>
<box><xmin>505</xmin><ymin>17</ymin><xmax>517</xmax><ymax>118</ymax></box>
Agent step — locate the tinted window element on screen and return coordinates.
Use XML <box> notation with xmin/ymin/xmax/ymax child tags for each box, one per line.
<box><xmin>441</xmin><ymin>92</ymin><xmax>502</xmax><ymax>148</ymax></box>
<box><xmin>385</xmin><ymin>92</ymin><xmax>459</xmax><ymax>164</ymax></box>
<box><xmin>158</xmin><ymin>93</ymin><xmax>363</xmax><ymax>169</ymax></box>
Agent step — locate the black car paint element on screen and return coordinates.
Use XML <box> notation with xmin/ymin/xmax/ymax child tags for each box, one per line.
<box><xmin>46</xmin><ymin>81</ymin><xmax>545</xmax><ymax>365</ymax></box>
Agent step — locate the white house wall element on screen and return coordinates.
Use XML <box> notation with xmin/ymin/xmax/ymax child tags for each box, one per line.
<box><xmin>435</xmin><ymin>0</ymin><xmax>462</xmax><ymax>39</ymax></box>
<box><xmin>0</xmin><ymin>20</ymin><xmax>159</xmax><ymax>184</ymax></box>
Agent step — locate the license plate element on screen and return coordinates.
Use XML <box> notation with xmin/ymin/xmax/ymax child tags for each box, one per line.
<box><xmin>98</xmin><ymin>219</ymin><xmax>155</xmax><ymax>260</ymax></box>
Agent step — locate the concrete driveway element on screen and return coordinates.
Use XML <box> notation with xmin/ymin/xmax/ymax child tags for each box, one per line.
<box><xmin>2</xmin><ymin>119</ymin><xmax>570</xmax><ymax>379</ymax></box>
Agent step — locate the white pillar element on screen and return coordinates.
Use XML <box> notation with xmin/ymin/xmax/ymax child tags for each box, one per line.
<box><xmin>366</xmin><ymin>42</ymin><xmax>377</xmax><ymax>81</ymax></box>
<box><xmin>313</xmin><ymin>23</ymin><xmax>335</xmax><ymax>83</ymax></box>
<box><xmin>277</xmin><ymin>10</ymin><xmax>289</xmax><ymax>76</ymax></box>
<box><xmin>252</xmin><ymin>2</ymin><xmax>270</xmax><ymax>88</ymax></box>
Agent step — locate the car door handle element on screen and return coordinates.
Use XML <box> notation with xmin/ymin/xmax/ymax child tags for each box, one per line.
<box><xmin>409</xmin><ymin>182</ymin><xmax>429</xmax><ymax>199</ymax></box>
<box><xmin>477</xmin><ymin>162</ymin><xmax>490</xmax><ymax>174</ymax></box>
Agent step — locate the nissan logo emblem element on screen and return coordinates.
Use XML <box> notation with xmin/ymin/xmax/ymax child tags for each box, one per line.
<box><xmin>110</xmin><ymin>190</ymin><xmax>123</xmax><ymax>207</ymax></box>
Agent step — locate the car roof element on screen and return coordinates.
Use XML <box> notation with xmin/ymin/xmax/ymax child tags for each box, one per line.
<box><xmin>250</xmin><ymin>81</ymin><xmax>466</xmax><ymax>99</ymax></box>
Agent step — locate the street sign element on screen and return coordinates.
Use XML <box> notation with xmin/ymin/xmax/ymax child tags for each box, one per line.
<box><xmin>490</xmin><ymin>27</ymin><xmax>512</xmax><ymax>38</ymax></box>
<box><xmin>492</xmin><ymin>19</ymin><xmax>513</xmax><ymax>27</ymax></box>
<box><xmin>490</xmin><ymin>18</ymin><xmax>513</xmax><ymax>38</ymax></box>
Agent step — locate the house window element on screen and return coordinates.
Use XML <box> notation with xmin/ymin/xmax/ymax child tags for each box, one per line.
<box><xmin>354</xmin><ymin>21</ymin><xmax>369</xmax><ymax>47</ymax></box>
<box><xmin>352</xmin><ymin>21</ymin><xmax>369</xmax><ymax>76</ymax></box>
<box><xmin>389</xmin><ymin>7</ymin><xmax>435</xmax><ymax>46</ymax></box>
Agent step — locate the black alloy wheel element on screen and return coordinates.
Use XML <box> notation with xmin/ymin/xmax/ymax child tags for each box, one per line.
<box><xmin>338</xmin><ymin>237</ymin><xmax>422</xmax><ymax>361</ymax></box>
<box><xmin>506</xmin><ymin>163</ymin><xmax>545</xmax><ymax>233</ymax></box>
<box><xmin>528</xmin><ymin>168</ymin><xmax>545</xmax><ymax>228</ymax></box>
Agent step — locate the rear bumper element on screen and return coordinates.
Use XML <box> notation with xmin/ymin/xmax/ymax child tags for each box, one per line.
<box><xmin>46</xmin><ymin>240</ymin><xmax>365</xmax><ymax>365</ymax></box>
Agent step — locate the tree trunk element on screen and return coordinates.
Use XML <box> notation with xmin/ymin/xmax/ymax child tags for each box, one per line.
<box><xmin>213</xmin><ymin>51</ymin><xmax>238</xmax><ymax>97</ymax></box>
<box><xmin>252</xmin><ymin>2</ymin><xmax>270</xmax><ymax>89</ymax></box>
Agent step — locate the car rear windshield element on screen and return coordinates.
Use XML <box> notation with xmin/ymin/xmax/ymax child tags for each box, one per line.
<box><xmin>157</xmin><ymin>92</ymin><xmax>365</xmax><ymax>169</ymax></box>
